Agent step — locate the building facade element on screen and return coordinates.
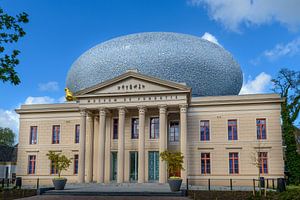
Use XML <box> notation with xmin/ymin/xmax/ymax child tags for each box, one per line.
<box><xmin>16</xmin><ymin>71</ymin><xmax>285</xmax><ymax>185</ymax></box>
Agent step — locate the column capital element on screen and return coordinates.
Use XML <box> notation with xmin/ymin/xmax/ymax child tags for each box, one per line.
<box><xmin>80</xmin><ymin>109</ymin><xmax>87</xmax><ymax>117</ymax></box>
<box><xmin>179</xmin><ymin>104</ymin><xmax>188</xmax><ymax>113</ymax></box>
<box><xmin>138</xmin><ymin>106</ymin><xmax>146</xmax><ymax>114</ymax></box>
<box><xmin>118</xmin><ymin>107</ymin><xmax>126</xmax><ymax>114</ymax></box>
<box><xmin>98</xmin><ymin>108</ymin><xmax>107</xmax><ymax>116</ymax></box>
<box><xmin>159</xmin><ymin>105</ymin><xmax>167</xmax><ymax>114</ymax></box>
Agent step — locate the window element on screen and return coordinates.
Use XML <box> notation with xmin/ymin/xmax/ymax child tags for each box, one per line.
<box><xmin>256</xmin><ymin>119</ymin><xmax>267</xmax><ymax>139</ymax></box>
<box><xmin>169</xmin><ymin>121</ymin><xmax>179</xmax><ymax>142</ymax></box>
<box><xmin>228</xmin><ymin>120</ymin><xmax>238</xmax><ymax>140</ymax></box>
<box><xmin>131</xmin><ymin>118</ymin><xmax>139</xmax><ymax>139</ymax></box>
<box><xmin>229</xmin><ymin>152</ymin><xmax>239</xmax><ymax>174</ymax></box>
<box><xmin>74</xmin><ymin>154</ymin><xmax>79</xmax><ymax>174</ymax></box>
<box><xmin>75</xmin><ymin>124</ymin><xmax>80</xmax><ymax>143</ymax></box>
<box><xmin>200</xmin><ymin>120</ymin><xmax>210</xmax><ymax>141</ymax></box>
<box><xmin>201</xmin><ymin>153</ymin><xmax>211</xmax><ymax>174</ymax></box>
<box><xmin>30</xmin><ymin>126</ymin><xmax>37</xmax><ymax>144</ymax></box>
<box><xmin>28</xmin><ymin>155</ymin><xmax>36</xmax><ymax>174</ymax></box>
<box><xmin>150</xmin><ymin>117</ymin><xmax>159</xmax><ymax>139</ymax></box>
<box><xmin>258</xmin><ymin>152</ymin><xmax>268</xmax><ymax>174</ymax></box>
<box><xmin>113</xmin><ymin>118</ymin><xmax>118</xmax><ymax>139</ymax></box>
<box><xmin>52</xmin><ymin>125</ymin><xmax>60</xmax><ymax>144</ymax></box>
<box><xmin>50</xmin><ymin>160</ymin><xmax>58</xmax><ymax>175</ymax></box>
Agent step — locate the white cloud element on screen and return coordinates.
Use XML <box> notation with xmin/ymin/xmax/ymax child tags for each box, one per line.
<box><xmin>0</xmin><ymin>109</ymin><xmax>19</xmax><ymax>136</ymax></box>
<box><xmin>201</xmin><ymin>32</ymin><xmax>221</xmax><ymax>46</ymax></box>
<box><xmin>38</xmin><ymin>81</ymin><xmax>59</xmax><ymax>92</ymax></box>
<box><xmin>189</xmin><ymin>0</ymin><xmax>300</xmax><ymax>32</ymax></box>
<box><xmin>240</xmin><ymin>72</ymin><xmax>272</xmax><ymax>94</ymax></box>
<box><xmin>24</xmin><ymin>96</ymin><xmax>56</xmax><ymax>104</ymax></box>
<box><xmin>264</xmin><ymin>37</ymin><xmax>300</xmax><ymax>60</ymax></box>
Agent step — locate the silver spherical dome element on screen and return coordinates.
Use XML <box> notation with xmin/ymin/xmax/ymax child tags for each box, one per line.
<box><xmin>66</xmin><ymin>32</ymin><xmax>243</xmax><ymax>96</ymax></box>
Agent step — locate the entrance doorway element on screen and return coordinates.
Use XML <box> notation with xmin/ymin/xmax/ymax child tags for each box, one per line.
<box><xmin>130</xmin><ymin>151</ymin><xmax>138</xmax><ymax>182</ymax></box>
<box><xmin>111</xmin><ymin>152</ymin><xmax>117</xmax><ymax>181</ymax></box>
<box><xmin>148</xmin><ymin>151</ymin><xmax>159</xmax><ymax>181</ymax></box>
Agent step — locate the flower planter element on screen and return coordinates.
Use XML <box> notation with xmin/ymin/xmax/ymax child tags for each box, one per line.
<box><xmin>52</xmin><ymin>178</ymin><xmax>67</xmax><ymax>190</ymax></box>
<box><xmin>168</xmin><ymin>178</ymin><xmax>182</xmax><ymax>192</ymax></box>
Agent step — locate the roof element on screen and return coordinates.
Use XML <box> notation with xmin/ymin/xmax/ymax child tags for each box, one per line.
<box><xmin>0</xmin><ymin>144</ymin><xmax>17</xmax><ymax>163</ymax></box>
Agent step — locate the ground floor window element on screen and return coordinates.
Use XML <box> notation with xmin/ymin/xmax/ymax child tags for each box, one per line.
<box><xmin>111</xmin><ymin>152</ymin><xmax>117</xmax><ymax>181</ymax></box>
<box><xmin>130</xmin><ymin>151</ymin><xmax>138</xmax><ymax>181</ymax></box>
<box><xmin>229</xmin><ymin>152</ymin><xmax>239</xmax><ymax>174</ymax></box>
<box><xmin>50</xmin><ymin>160</ymin><xmax>58</xmax><ymax>175</ymax></box>
<box><xmin>28</xmin><ymin>155</ymin><xmax>36</xmax><ymax>174</ymax></box>
<box><xmin>259</xmin><ymin>152</ymin><xmax>268</xmax><ymax>174</ymax></box>
<box><xmin>148</xmin><ymin>151</ymin><xmax>159</xmax><ymax>181</ymax></box>
<box><xmin>201</xmin><ymin>153</ymin><xmax>211</xmax><ymax>174</ymax></box>
<box><xmin>74</xmin><ymin>154</ymin><xmax>78</xmax><ymax>174</ymax></box>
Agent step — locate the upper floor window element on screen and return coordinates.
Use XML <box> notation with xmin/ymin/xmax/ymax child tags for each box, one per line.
<box><xmin>201</xmin><ymin>153</ymin><xmax>211</xmax><ymax>174</ymax></box>
<box><xmin>256</xmin><ymin>119</ymin><xmax>267</xmax><ymax>139</ymax></box>
<box><xmin>50</xmin><ymin>160</ymin><xmax>58</xmax><ymax>175</ymax></box>
<box><xmin>229</xmin><ymin>152</ymin><xmax>239</xmax><ymax>174</ymax></box>
<box><xmin>52</xmin><ymin>125</ymin><xmax>60</xmax><ymax>144</ymax></box>
<box><xmin>258</xmin><ymin>152</ymin><xmax>268</xmax><ymax>174</ymax></box>
<box><xmin>169</xmin><ymin>121</ymin><xmax>179</xmax><ymax>142</ymax></box>
<box><xmin>74</xmin><ymin>154</ymin><xmax>79</xmax><ymax>174</ymax></box>
<box><xmin>30</xmin><ymin>126</ymin><xmax>37</xmax><ymax>144</ymax></box>
<box><xmin>28</xmin><ymin>155</ymin><xmax>36</xmax><ymax>174</ymax></box>
<box><xmin>228</xmin><ymin>120</ymin><xmax>238</xmax><ymax>140</ymax></box>
<box><xmin>150</xmin><ymin>117</ymin><xmax>159</xmax><ymax>139</ymax></box>
<box><xmin>113</xmin><ymin>118</ymin><xmax>118</xmax><ymax>139</ymax></box>
<box><xmin>75</xmin><ymin>124</ymin><xmax>80</xmax><ymax>143</ymax></box>
<box><xmin>200</xmin><ymin>120</ymin><xmax>210</xmax><ymax>141</ymax></box>
<box><xmin>131</xmin><ymin>118</ymin><xmax>139</xmax><ymax>139</ymax></box>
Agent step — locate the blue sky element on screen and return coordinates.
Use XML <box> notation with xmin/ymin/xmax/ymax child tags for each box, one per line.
<box><xmin>1</xmin><ymin>0</ymin><xmax>300</xmax><ymax>136</ymax></box>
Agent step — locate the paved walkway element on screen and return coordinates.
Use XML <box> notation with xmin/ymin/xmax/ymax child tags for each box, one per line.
<box><xmin>21</xmin><ymin>196</ymin><xmax>189</xmax><ymax>200</ymax></box>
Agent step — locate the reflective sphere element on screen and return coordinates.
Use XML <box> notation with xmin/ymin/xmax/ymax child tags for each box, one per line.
<box><xmin>66</xmin><ymin>32</ymin><xmax>243</xmax><ymax>96</ymax></box>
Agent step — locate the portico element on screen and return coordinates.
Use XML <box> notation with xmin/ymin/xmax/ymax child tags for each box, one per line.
<box><xmin>76</xmin><ymin>70</ymin><xmax>190</xmax><ymax>184</ymax></box>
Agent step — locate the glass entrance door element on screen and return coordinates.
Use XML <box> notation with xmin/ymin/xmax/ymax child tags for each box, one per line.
<box><xmin>148</xmin><ymin>151</ymin><xmax>159</xmax><ymax>181</ymax></box>
<box><xmin>130</xmin><ymin>151</ymin><xmax>138</xmax><ymax>182</ymax></box>
<box><xmin>111</xmin><ymin>152</ymin><xmax>117</xmax><ymax>181</ymax></box>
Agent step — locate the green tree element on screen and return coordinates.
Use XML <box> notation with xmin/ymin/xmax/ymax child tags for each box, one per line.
<box><xmin>0</xmin><ymin>7</ymin><xmax>29</xmax><ymax>85</ymax></box>
<box><xmin>46</xmin><ymin>151</ymin><xmax>72</xmax><ymax>178</ymax></box>
<box><xmin>272</xmin><ymin>68</ymin><xmax>300</xmax><ymax>184</ymax></box>
<box><xmin>0</xmin><ymin>127</ymin><xmax>15</xmax><ymax>146</ymax></box>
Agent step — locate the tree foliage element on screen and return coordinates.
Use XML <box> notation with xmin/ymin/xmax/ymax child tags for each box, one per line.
<box><xmin>46</xmin><ymin>151</ymin><xmax>72</xmax><ymax>178</ymax></box>
<box><xmin>0</xmin><ymin>127</ymin><xmax>15</xmax><ymax>146</ymax></box>
<box><xmin>0</xmin><ymin>7</ymin><xmax>29</xmax><ymax>85</ymax></box>
<box><xmin>272</xmin><ymin>68</ymin><xmax>300</xmax><ymax>184</ymax></box>
<box><xmin>160</xmin><ymin>150</ymin><xmax>184</xmax><ymax>178</ymax></box>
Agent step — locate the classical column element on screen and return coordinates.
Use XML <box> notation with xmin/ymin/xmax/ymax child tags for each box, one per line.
<box><xmin>86</xmin><ymin>113</ymin><xmax>94</xmax><ymax>183</ymax></box>
<box><xmin>138</xmin><ymin>106</ymin><xmax>146</xmax><ymax>183</ymax></box>
<box><xmin>180</xmin><ymin>104</ymin><xmax>188</xmax><ymax>183</ymax></box>
<box><xmin>78</xmin><ymin>109</ymin><xmax>87</xmax><ymax>183</ymax></box>
<box><xmin>93</xmin><ymin>116</ymin><xmax>99</xmax><ymax>182</ymax></box>
<box><xmin>159</xmin><ymin>105</ymin><xmax>167</xmax><ymax>183</ymax></box>
<box><xmin>117</xmin><ymin>107</ymin><xmax>125</xmax><ymax>183</ymax></box>
<box><xmin>97</xmin><ymin>108</ymin><xmax>106</xmax><ymax>183</ymax></box>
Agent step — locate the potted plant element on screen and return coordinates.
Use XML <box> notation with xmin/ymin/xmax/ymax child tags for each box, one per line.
<box><xmin>46</xmin><ymin>151</ymin><xmax>71</xmax><ymax>190</ymax></box>
<box><xmin>160</xmin><ymin>150</ymin><xmax>184</xmax><ymax>192</ymax></box>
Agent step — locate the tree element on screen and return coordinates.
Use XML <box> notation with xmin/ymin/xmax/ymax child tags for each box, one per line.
<box><xmin>160</xmin><ymin>150</ymin><xmax>184</xmax><ymax>178</ymax></box>
<box><xmin>0</xmin><ymin>127</ymin><xmax>15</xmax><ymax>146</ymax></box>
<box><xmin>272</xmin><ymin>68</ymin><xmax>300</xmax><ymax>184</ymax></box>
<box><xmin>46</xmin><ymin>151</ymin><xmax>71</xmax><ymax>178</ymax></box>
<box><xmin>0</xmin><ymin>7</ymin><xmax>29</xmax><ymax>85</ymax></box>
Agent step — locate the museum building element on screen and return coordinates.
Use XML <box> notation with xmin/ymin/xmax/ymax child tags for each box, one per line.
<box><xmin>16</xmin><ymin>32</ymin><xmax>284</xmax><ymax>185</ymax></box>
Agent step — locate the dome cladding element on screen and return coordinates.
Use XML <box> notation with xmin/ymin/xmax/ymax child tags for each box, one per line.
<box><xmin>66</xmin><ymin>32</ymin><xmax>243</xmax><ymax>96</ymax></box>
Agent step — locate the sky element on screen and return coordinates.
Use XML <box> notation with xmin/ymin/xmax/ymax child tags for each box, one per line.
<box><xmin>1</xmin><ymin>0</ymin><xmax>300</xmax><ymax>138</ymax></box>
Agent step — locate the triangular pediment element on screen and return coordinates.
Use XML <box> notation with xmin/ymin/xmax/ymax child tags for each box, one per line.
<box><xmin>75</xmin><ymin>71</ymin><xmax>191</xmax><ymax>96</ymax></box>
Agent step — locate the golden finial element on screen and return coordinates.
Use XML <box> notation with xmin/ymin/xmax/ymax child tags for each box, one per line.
<box><xmin>65</xmin><ymin>88</ymin><xmax>75</xmax><ymax>101</ymax></box>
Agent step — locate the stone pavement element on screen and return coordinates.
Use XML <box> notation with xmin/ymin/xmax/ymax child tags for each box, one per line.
<box><xmin>21</xmin><ymin>196</ymin><xmax>190</xmax><ymax>200</ymax></box>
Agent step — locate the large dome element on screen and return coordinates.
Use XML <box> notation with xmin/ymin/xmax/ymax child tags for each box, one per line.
<box><xmin>66</xmin><ymin>32</ymin><xmax>243</xmax><ymax>96</ymax></box>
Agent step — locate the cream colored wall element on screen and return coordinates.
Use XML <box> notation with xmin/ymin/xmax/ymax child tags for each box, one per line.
<box><xmin>187</xmin><ymin>102</ymin><xmax>284</xmax><ymax>183</ymax></box>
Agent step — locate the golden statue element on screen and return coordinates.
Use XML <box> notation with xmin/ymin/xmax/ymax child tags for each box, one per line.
<box><xmin>65</xmin><ymin>88</ymin><xmax>75</xmax><ymax>101</ymax></box>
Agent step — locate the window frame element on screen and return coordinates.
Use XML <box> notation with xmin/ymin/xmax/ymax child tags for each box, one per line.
<box><xmin>200</xmin><ymin>120</ymin><xmax>210</xmax><ymax>141</ymax></box>
<box><xmin>50</xmin><ymin>160</ymin><xmax>58</xmax><ymax>175</ymax></box>
<box><xmin>228</xmin><ymin>119</ymin><xmax>238</xmax><ymax>141</ymax></box>
<box><xmin>258</xmin><ymin>152</ymin><xmax>268</xmax><ymax>174</ymax></box>
<box><xmin>74</xmin><ymin>154</ymin><xmax>79</xmax><ymax>174</ymax></box>
<box><xmin>131</xmin><ymin>118</ymin><xmax>139</xmax><ymax>139</ymax></box>
<box><xmin>28</xmin><ymin>155</ymin><xmax>36</xmax><ymax>175</ymax></box>
<box><xmin>201</xmin><ymin>152</ymin><xmax>211</xmax><ymax>174</ymax></box>
<box><xmin>52</xmin><ymin>125</ymin><xmax>60</xmax><ymax>144</ymax></box>
<box><xmin>150</xmin><ymin>117</ymin><xmax>159</xmax><ymax>139</ymax></box>
<box><xmin>256</xmin><ymin>118</ymin><xmax>267</xmax><ymax>140</ymax></box>
<box><xmin>75</xmin><ymin>124</ymin><xmax>80</xmax><ymax>144</ymax></box>
<box><xmin>113</xmin><ymin>118</ymin><xmax>118</xmax><ymax>140</ymax></box>
<box><xmin>229</xmin><ymin>152</ymin><xmax>239</xmax><ymax>174</ymax></box>
<box><xmin>169</xmin><ymin>120</ymin><xmax>180</xmax><ymax>142</ymax></box>
<box><xmin>29</xmin><ymin>126</ymin><xmax>38</xmax><ymax>145</ymax></box>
